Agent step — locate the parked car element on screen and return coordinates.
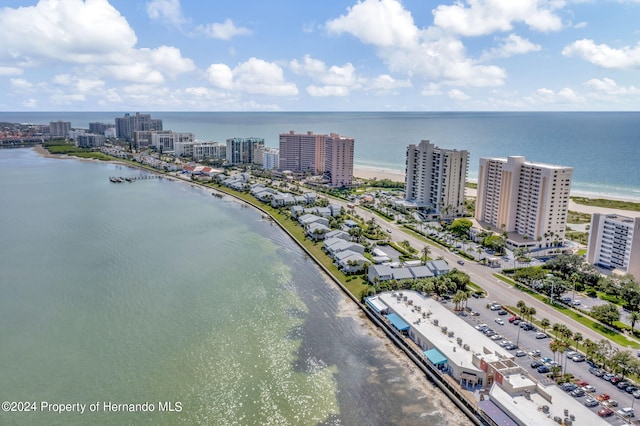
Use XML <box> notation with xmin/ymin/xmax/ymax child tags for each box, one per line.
<box><xmin>576</xmin><ymin>380</ymin><xmax>589</xmax><ymax>387</ymax></box>
<box><xmin>632</xmin><ymin>389</ymin><xmax>640</xmax><ymax>399</ymax></box>
<box><xmin>562</xmin><ymin>383</ymin><xmax>578</xmax><ymax>392</ymax></box>
<box><xmin>513</xmin><ymin>319</ymin><xmax>521</xmax><ymax>325</ymax></box>
<box><xmin>596</xmin><ymin>393</ymin><xmax>610</xmax><ymax>401</ymax></box>
<box><xmin>537</xmin><ymin>365</ymin><xmax>550</xmax><ymax>374</ymax></box>
<box><xmin>611</xmin><ymin>376</ymin><xmax>622</xmax><ymax>384</ymax></box>
<box><xmin>515</xmin><ymin>350</ymin><xmax>526</xmax><ymax>357</ymax></box>
<box><xmin>583</xmin><ymin>385</ymin><xmax>596</xmax><ymax>393</ymax></box>
<box><xmin>617</xmin><ymin>407</ymin><xmax>635</xmax><ymax>417</ymax></box>
<box><xmin>589</xmin><ymin>368</ymin><xmax>604</xmax><ymax>377</ymax></box>
<box><xmin>535</xmin><ymin>332</ymin><xmax>548</xmax><ymax>339</ymax></box>
<box><xmin>498</xmin><ymin>310</ymin><xmax>508</xmax><ymax>315</ymax></box>
<box><xmin>505</xmin><ymin>343</ymin><xmax>518</xmax><ymax>350</ymax></box>
<box><xmin>602</xmin><ymin>373</ymin><xmax>615</xmax><ymax>381</ymax></box>
<box><xmin>572</xmin><ymin>299</ymin><xmax>581</xmax><ymax>305</ymax></box>
<box><xmin>508</xmin><ymin>316</ymin><xmax>520</xmax><ymax>323</ymax></box>
<box><xmin>571</xmin><ymin>388</ymin><xmax>585</xmax><ymax>398</ymax></box>
<box><xmin>528</xmin><ymin>349</ymin><xmax>541</xmax><ymax>357</ymax></box>
<box><xmin>572</xmin><ymin>354</ymin><xmax>586</xmax><ymax>362</ymax></box>
<box><xmin>490</xmin><ymin>334</ymin><xmax>502</xmax><ymax>340</ymax></box>
<box><xmin>617</xmin><ymin>381</ymin><xmax>630</xmax><ymax>390</ymax></box>
<box><xmin>531</xmin><ymin>360</ymin><xmax>544</xmax><ymax>368</ymax></box>
<box><xmin>490</xmin><ymin>304</ymin><xmax>502</xmax><ymax>311</ymax></box>
<box><xmin>584</xmin><ymin>397</ymin><xmax>599</xmax><ymax>407</ymax></box>
<box><xmin>495</xmin><ymin>318</ymin><xmax>504</xmax><ymax>325</ymax></box>
<box><xmin>597</xmin><ymin>407</ymin><xmax>614</xmax><ymax>417</ymax></box>
<box><xmin>566</xmin><ymin>351</ymin><xmax>579</xmax><ymax>359</ymax></box>
<box><xmin>626</xmin><ymin>386</ymin><xmax>637</xmax><ymax>394</ymax></box>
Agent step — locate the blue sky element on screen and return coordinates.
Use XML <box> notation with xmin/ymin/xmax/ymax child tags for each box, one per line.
<box><xmin>1</xmin><ymin>0</ymin><xmax>639</xmax><ymax>111</ymax></box>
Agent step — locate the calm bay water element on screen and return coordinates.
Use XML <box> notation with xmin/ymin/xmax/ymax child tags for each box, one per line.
<box><xmin>2</xmin><ymin>111</ymin><xmax>639</xmax><ymax>200</ymax></box>
<box><xmin>0</xmin><ymin>148</ymin><xmax>460</xmax><ymax>426</ymax></box>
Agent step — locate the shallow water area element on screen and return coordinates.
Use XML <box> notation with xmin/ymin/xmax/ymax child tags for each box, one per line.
<box><xmin>0</xmin><ymin>148</ymin><xmax>467</xmax><ymax>425</ymax></box>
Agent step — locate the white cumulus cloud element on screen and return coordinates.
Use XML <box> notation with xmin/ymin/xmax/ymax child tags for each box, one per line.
<box><xmin>207</xmin><ymin>58</ymin><xmax>298</xmax><ymax>96</ymax></box>
<box><xmin>146</xmin><ymin>0</ymin><xmax>185</xmax><ymax>27</ymax></box>
<box><xmin>562</xmin><ymin>39</ymin><xmax>640</xmax><ymax>68</ymax></box>
<box><xmin>197</xmin><ymin>19</ymin><xmax>252</xmax><ymax>40</ymax></box>
<box><xmin>326</xmin><ymin>0</ymin><xmax>419</xmax><ymax>49</ymax></box>
<box><xmin>448</xmin><ymin>89</ymin><xmax>470</xmax><ymax>101</ymax></box>
<box><xmin>584</xmin><ymin>78</ymin><xmax>639</xmax><ymax>95</ymax></box>
<box><xmin>433</xmin><ymin>0</ymin><xmax>564</xmax><ymax>36</ymax></box>
<box><xmin>481</xmin><ymin>34</ymin><xmax>542</xmax><ymax>60</ymax></box>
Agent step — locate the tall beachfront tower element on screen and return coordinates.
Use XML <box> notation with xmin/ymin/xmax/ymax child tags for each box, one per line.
<box><xmin>226</xmin><ymin>137</ymin><xmax>265</xmax><ymax>165</ymax></box>
<box><xmin>278</xmin><ymin>131</ymin><xmax>326</xmax><ymax>174</ymax></box>
<box><xmin>115</xmin><ymin>113</ymin><xmax>162</xmax><ymax>141</ymax></box>
<box><xmin>404</xmin><ymin>140</ymin><xmax>469</xmax><ymax>217</ymax></box>
<box><xmin>325</xmin><ymin>133</ymin><xmax>354</xmax><ymax>187</ymax></box>
<box><xmin>49</xmin><ymin>121</ymin><xmax>71</xmax><ymax>138</ymax></box>
<box><xmin>475</xmin><ymin>156</ymin><xmax>573</xmax><ymax>247</ymax></box>
<box><xmin>587</xmin><ymin>214</ymin><xmax>640</xmax><ymax>278</ymax></box>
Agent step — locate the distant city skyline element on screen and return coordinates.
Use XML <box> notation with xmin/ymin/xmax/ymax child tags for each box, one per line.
<box><xmin>1</xmin><ymin>0</ymin><xmax>640</xmax><ymax>111</ymax></box>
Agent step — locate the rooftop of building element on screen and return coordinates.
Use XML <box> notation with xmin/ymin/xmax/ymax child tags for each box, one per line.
<box><xmin>376</xmin><ymin>291</ymin><xmax>513</xmax><ymax>372</ymax></box>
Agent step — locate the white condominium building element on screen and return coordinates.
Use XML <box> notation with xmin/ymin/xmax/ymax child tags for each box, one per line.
<box><xmin>475</xmin><ymin>156</ymin><xmax>573</xmax><ymax>246</ymax></box>
<box><xmin>150</xmin><ymin>131</ymin><xmax>195</xmax><ymax>153</ymax></box>
<box><xmin>587</xmin><ymin>214</ymin><xmax>640</xmax><ymax>278</ymax></box>
<box><xmin>262</xmin><ymin>148</ymin><xmax>280</xmax><ymax>170</ymax></box>
<box><xmin>405</xmin><ymin>140</ymin><xmax>469</xmax><ymax>217</ymax></box>
<box><xmin>174</xmin><ymin>141</ymin><xmax>226</xmax><ymax>161</ymax></box>
<box><xmin>226</xmin><ymin>137</ymin><xmax>265</xmax><ymax>165</ymax></box>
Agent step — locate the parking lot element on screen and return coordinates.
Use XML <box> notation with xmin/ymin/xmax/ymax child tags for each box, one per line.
<box><xmin>447</xmin><ymin>296</ymin><xmax>639</xmax><ymax>425</ymax></box>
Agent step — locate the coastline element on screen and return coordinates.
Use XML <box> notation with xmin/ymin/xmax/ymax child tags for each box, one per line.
<box><xmin>354</xmin><ymin>165</ymin><xmax>640</xmax><ymax>217</ymax></box>
<box><xmin>32</xmin><ymin>146</ymin><xmax>473</xmax><ymax>425</ymax></box>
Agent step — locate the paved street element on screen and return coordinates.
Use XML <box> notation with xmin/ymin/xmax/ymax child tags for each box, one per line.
<box><xmin>350</xmin><ymin>203</ymin><xmax>636</xmax><ymax>354</ymax></box>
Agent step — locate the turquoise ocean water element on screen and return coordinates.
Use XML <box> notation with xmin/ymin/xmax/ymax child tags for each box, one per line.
<box><xmin>2</xmin><ymin>111</ymin><xmax>639</xmax><ymax>200</ymax></box>
<box><xmin>0</xmin><ymin>148</ymin><xmax>456</xmax><ymax>425</ymax></box>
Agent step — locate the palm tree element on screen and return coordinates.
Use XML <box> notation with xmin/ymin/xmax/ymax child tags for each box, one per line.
<box><xmin>552</xmin><ymin>323</ymin><xmax>561</xmax><ymax>339</ymax></box>
<box><xmin>527</xmin><ymin>307</ymin><xmax>536</xmax><ymax>324</ymax></box>
<box><xmin>573</xmin><ymin>332</ymin><xmax>583</xmax><ymax>352</ymax></box>
<box><xmin>422</xmin><ymin>245</ymin><xmax>431</xmax><ymax>264</ymax></box>
<box><xmin>541</xmin><ymin>318</ymin><xmax>550</xmax><ymax>333</ymax></box>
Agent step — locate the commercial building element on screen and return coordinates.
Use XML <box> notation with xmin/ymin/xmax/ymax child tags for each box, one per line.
<box><xmin>475</xmin><ymin>156</ymin><xmax>573</xmax><ymax>248</ymax></box>
<box><xmin>279</xmin><ymin>131</ymin><xmax>326</xmax><ymax>174</ymax></box>
<box><xmin>368</xmin><ymin>290</ymin><xmax>609</xmax><ymax>426</ymax></box>
<box><xmin>49</xmin><ymin>121</ymin><xmax>71</xmax><ymax>138</ymax></box>
<box><xmin>587</xmin><ymin>213</ymin><xmax>640</xmax><ymax>278</ymax></box>
<box><xmin>324</xmin><ymin>133</ymin><xmax>354</xmax><ymax>187</ymax></box>
<box><xmin>226</xmin><ymin>137</ymin><xmax>265</xmax><ymax>165</ymax></box>
<box><xmin>115</xmin><ymin>113</ymin><xmax>163</xmax><ymax>141</ymax></box>
<box><xmin>405</xmin><ymin>140</ymin><xmax>469</xmax><ymax>217</ymax></box>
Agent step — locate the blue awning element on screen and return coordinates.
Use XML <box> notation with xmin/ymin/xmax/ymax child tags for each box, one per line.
<box><xmin>386</xmin><ymin>313</ymin><xmax>410</xmax><ymax>331</ymax></box>
<box><xmin>424</xmin><ymin>348</ymin><xmax>448</xmax><ymax>365</ymax></box>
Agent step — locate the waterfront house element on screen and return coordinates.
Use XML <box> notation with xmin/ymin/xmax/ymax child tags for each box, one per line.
<box><xmin>323</xmin><ymin>238</ymin><xmax>364</xmax><ymax>256</ymax></box>
<box><xmin>325</xmin><ymin>230</ymin><xmax>350</xmax><ymax>241</ymax></box>
<box><xmin>298</xmin><ymin>214</ymin><xmax>329</xmax><ymax>228</ymax></box>
<box><xmin>335</xmin><ymin>250</ymin><xmax>368</xmax><ymax>273</ymax></box>
<box><xmin>306</xmin><ymin>222</ymin><xmax>331</xmax><ymax>240</ymax></box>
<box><xmin>368</xmin><ymin>264</ymin><xmax>393</xmax><ymax>283</ymax></box>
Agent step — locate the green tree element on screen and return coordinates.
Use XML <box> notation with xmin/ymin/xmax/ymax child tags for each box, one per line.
<box><xmin>591</xmin><ymin>303</ymin><xmax>621</xmax><ymax>326</ymax></box>
<box><xmin>541</xmin><ymin>318</ymin><xmax>550</xmax><ymax>333</ymax></box>
<box><xmin>631</xmin><ymin>311</ymin><xmax>640</xmax><ymax>335</ymax></box>
<box><xmin>421</xmin><ymin>245</ymin><xmax>431</xmax><ymax>264</ymax></box>
<box><xmin>449</xmin><ymin>218</ymin><xmax>473</xmax><ymax>238</ymax></box>
<box><xmin>573</xmin><ymin>332</ymin><xmax>583</xmax><ymax>352</ymax></box>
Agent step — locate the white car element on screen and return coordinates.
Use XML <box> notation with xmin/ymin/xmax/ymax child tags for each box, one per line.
<box><xmin>617</xmin><ymin>407</ymin><xmax>634</xmax><ymax>417</ymax></box>
<box><xmin>572</xmin><ymin>299</ymin><xmax>581</xmax><ymax>305</ymax></box>
<box><xmin>495</xmin><ymin>318</ymin><xmax>504</xmax><ymax>325</ymax></box>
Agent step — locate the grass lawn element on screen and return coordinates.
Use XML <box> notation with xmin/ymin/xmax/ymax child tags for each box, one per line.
<box><xmin>571</xmin><ymin>196</ymin><xmax>640</xmax><ymax>212</ymax></box>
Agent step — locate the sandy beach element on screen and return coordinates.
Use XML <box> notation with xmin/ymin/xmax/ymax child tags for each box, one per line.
<box><xmin>354</xmin><ymin>165</ymin><xmax>640</xmax><ymax>217</ymax></box>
